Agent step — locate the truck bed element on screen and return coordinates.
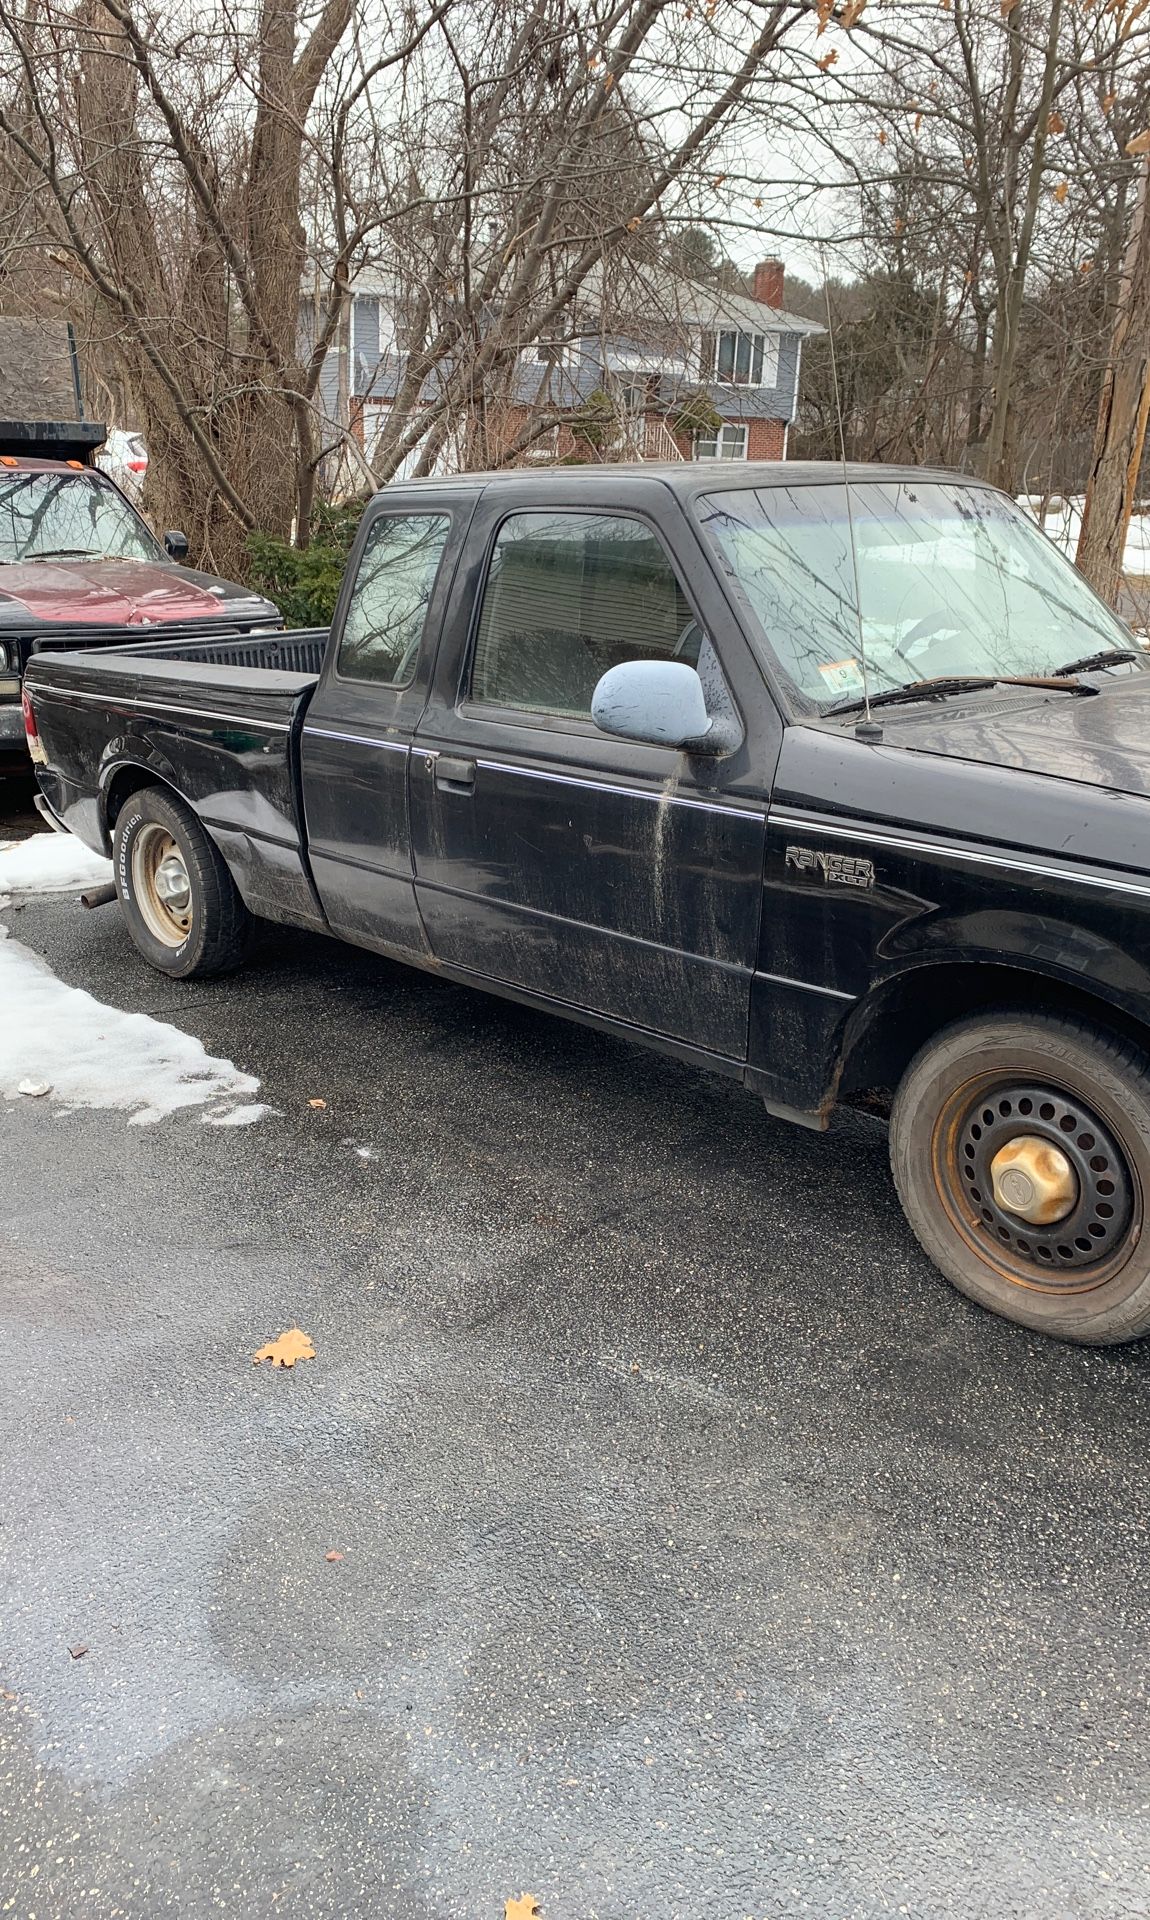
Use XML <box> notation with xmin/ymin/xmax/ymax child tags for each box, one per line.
<box><xmin>24</xmin><ymin>634</ymin><xmax>326</xmax><ymax>931</ymax></box>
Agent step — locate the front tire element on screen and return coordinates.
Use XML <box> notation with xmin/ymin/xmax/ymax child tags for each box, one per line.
<box><xmin>890</xmin><ymin>1011</ymin><xmax>1150</xmax><ymax>1344</ymax></box>
<box><xmin>113</xmin><ymin>785</ymin><xmax>249</xmax><ymax>978</ymax></box>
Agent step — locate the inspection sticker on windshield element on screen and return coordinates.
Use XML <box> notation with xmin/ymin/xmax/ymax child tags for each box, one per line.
<box><xmin>817</xmin><ymin>658</ymin><xmax>866</xmax><ymax>696</ymax></box>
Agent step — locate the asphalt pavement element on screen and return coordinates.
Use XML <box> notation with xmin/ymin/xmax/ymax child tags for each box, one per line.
<box><xmin>2</xmin><ymin>793</ymin><xmax>1150</xmax><ymax>1919</ymax></box>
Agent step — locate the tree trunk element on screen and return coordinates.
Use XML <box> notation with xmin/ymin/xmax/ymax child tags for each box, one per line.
<box><xmin>1075</xmin><ymin>159</ymin><xmax>1150</xmax><ymax>605</ymax></box>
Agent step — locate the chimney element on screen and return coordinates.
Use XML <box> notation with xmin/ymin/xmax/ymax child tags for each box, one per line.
<box><xmin>752</xmin><ymin>258</ymin><xmax>784</xmax><ymax>309</ymax></box>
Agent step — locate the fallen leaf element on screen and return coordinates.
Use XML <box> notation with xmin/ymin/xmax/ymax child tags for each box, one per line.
<box><xmin>252</xmin><ymin>1327</ymin><xmax>316</xmax><ymax>1369</ymax></box>
<box><xmin>504</xmin><ymin>1900</ymin><xmax>541</xmax><ymax>1920</ymax></box>
<box><xmin>325</xmin><ymin>1550</ymin><xmax>344</xmax><ymax>1562</ymax></box>
<box><xmin>68</xmin><ymin>1643</ymin><xmax>88</xmax><ymax>1660</ymax></box>
<box><xmin>308</xmin><ymin>1097</ymin><xmax>327</xmax><ymax>1110</ymax></box>
<box><xmin>17</xmin><ymin>1079</ymin><xmax>51</xmax><ymax>1098</ymax></box>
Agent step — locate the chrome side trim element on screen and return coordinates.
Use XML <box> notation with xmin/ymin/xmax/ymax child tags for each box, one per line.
<box><xmin>756</xmin><ymin>967</ymin><xmax>856</xmax><ymax>1004</ymax></box>
<box><xmin>28</xmin><ymin>682</ymin><xmax>292</xmax><ymax>732</ymax></box>
<box><xmin>770</xmin><ymin>808</ymin><xmax>1150</xmax><ymax>902</ymax></box>
<box><xmin>472</xmin><ymin>757</ymin><xmax>765</xmax><ymax>823</ymax></box>
<box><xmin>303</xmin><ymin>725</ymin><xmax>410</xmax><ymax>755</ymax></box>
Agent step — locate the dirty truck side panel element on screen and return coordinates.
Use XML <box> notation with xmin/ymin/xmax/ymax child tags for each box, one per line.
<box><xmin>28</xmin><ymin>653</ymin><xmax>323</xmax><ymax>929</ymax></box>
<box><xmin>747</xmin><ymin>724</ymin><xmax>1150</xmax><ymax>1116</ymax></box>
<box><xmin>409</xmin><ymin>475</ymin><xmax>785</xmax><ymax>1061</ymax></box>
<box><xmin>299</xmin><ymin>490</ymin><xmax>479</xmax><ymax>962</ymax></box>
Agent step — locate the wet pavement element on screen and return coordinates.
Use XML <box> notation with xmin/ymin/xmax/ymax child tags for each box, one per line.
<box><xmin>2</xmin><ymin>817</ymin><xmax>1149</xmax><ymax>1918</ymax></box>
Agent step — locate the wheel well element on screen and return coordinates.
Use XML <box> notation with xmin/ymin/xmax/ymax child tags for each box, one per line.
<box><xmin>838</xmin><ymin>963</ymin><xmax>1150</xmax><ymax>1115</ymax></box>
<box><xmin>103</xmin><ymin>764</ymin><xmax>180</xmax><ymax>834</ymax></box>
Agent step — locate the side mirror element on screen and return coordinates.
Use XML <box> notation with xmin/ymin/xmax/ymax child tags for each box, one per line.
<box><xmin>163</xmin><ymin>529</ymin><xmax>189</xmax><ymax>562</ymax></box>
<box><xmin>591</xmin><ymin>659</ymin><xmax>714</xmax><ymax>750</ymax></box>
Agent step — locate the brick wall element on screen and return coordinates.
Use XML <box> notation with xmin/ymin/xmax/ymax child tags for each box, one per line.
<box><xmin>746</xmin><ymin>417</ymin><xmax>786</xmax><ymax>460</ymax></box>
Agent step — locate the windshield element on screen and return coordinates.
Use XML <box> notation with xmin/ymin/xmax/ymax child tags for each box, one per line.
<box><xmin>0</xmin><ymin>471</ymin><xmax>159</xmax><ymax>565</ymax></box>
<box><xmin>695</xmin><ymin>480</ymin><xmax>1137</xmax><ymax>709</ymax></box>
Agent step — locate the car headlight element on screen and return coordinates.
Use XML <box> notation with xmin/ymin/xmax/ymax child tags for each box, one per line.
<box><xmin>0</xmin><ymin>643</ymin><xmax>9</xmax><ymax>671</ymax></box>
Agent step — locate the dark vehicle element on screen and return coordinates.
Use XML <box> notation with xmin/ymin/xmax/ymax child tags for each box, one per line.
<box><xmin>22</xmin><ymin>463</ymin><xmax>1150</xmax><ymax>1344</ymax></box>
<box><xmin>0</xmin><ymin>419</ymin><xmax>280</xmax><ymax>752</ymax></box>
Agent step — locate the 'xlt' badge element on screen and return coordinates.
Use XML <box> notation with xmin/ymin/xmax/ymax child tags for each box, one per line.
<box><xmin>785</xmin><ymin>844</ymin><xmax>875</xmax><ymax>889</ymax></box>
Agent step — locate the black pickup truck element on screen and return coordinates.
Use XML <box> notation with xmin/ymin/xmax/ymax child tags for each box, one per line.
<box><xmin>23</xmin><ymin>463</ymin><xmax>1150</xmax><ymax>1345</ymax></box>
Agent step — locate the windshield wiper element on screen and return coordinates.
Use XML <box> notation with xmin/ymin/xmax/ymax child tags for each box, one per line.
<box><xmin>1051</xmin><ymin>647</ymin><xmax>1143</xmax><ymax>677</ymax></box>
<box><xmin>21</xmin><ymin>547</ymin><xmax>105</xmax><ymax>561</ymax></box>
<box><xmin>825</xmin><ymin>672</ymin><xmax>1099</xmax><ymax>718</ymax></box>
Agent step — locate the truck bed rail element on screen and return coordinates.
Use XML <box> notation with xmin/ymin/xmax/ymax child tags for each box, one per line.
<box><xmin>30</xmin><ymin>626</ymin><xmax>328</xmax><ymax>676</ymax></box>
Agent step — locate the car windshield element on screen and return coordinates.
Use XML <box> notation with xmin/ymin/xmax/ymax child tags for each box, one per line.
<box><xmin>0</xmin><ymin>471</ymin><xmax>159</xmax><ymax>565</ymax></box>
<box><xmin>695</xmin><ymin>479</ymin><xmax>1137</xmax><ymax>709</ymax></box>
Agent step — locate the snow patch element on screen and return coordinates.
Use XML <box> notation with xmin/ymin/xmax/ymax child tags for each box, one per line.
<box><xmin>0</xmin><ymin>828</ymin><xmax>264</xmax><ymax>1126</ymax></box>
<box><xmin>0</xmin><ymin>831</ymin><xmax>113</xmax><ymax>899</ymax></box>
<box><xmin>1018</xmin><ymin>495</ymin><xmax>1150</xmax><ymax>579</ymax></box>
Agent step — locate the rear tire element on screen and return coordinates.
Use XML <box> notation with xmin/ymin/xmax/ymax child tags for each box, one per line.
<box><xmin>890</xmin><ymin>1011</ymin><xmax>1150</xmax><ymax>1345</ymax></box>
<box><xmin>113</xmin><ymin>785</ymin><xmax>249</xmax><ymax>978</ymax></box>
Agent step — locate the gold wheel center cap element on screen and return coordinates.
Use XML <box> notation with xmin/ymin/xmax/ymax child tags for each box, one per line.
<box><xmin>989</xmin><ymin>1134</ymin><xmax>1078</xmax><ymax>1225</ymax></box>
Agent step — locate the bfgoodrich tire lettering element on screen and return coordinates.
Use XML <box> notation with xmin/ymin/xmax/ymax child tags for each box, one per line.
<box><xmin>113</xmin><ymin>785</ymin><xmax>249</xmax><ymax>979</ymax></box>
<box><xmin>891</xmin><ymin>1010</ymin><xmax>1150</xmax><ymax>1345</ymax></box>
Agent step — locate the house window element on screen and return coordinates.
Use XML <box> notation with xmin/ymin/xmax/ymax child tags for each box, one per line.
<box><xmin>694</xmin><ymin>424</ymin><xmax>748</xmax><ymax>461</ymax></box>
<box><xmin>701</xmin><ymin>330</ymin><xmax>780</xmax><ymax>388</ymax></box>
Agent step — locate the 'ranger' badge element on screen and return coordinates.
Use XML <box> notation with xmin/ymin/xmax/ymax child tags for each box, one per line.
<box><xmin>785</xmin><ymin>844</ymin><xmax>875</xmax><ymax>889</ymax></box>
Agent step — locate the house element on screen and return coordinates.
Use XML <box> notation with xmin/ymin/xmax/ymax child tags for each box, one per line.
<box><xmin>312</xmin><ymin>256</ymin><xmax>823</xmax><ymax>476</ymax></box>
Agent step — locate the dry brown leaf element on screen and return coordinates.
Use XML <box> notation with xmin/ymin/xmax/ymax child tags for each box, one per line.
<box><xmin>308</xmin><ymin>1097</ymin><xmax>327</xmax><ymax>1109</ymax></box>
<box><xmin>1047</xmin><ymin>110</ymin><xmax>1065</xmax><ymax>134</ymax></box>
<box><xmin>504</xmin><ymin>1900</ymin><xmax>541</xmax><ymax>1920</ymax></box>
<box><xmin>252</xmin><ymin>1327</ymin><xmax>316</xmax><ymax>1369</ymax></box>
<box><xmin>1000</xmin><ymin>0</ymin><xmax>1019</xmax><ymax>14</ymax></box>
<box><xmin>325</xmin><ymin>1550</ymin><xmax>345</xmax><ymax>1562</ymax></box>
<box><xmin>1127</xmin><ymin>128</ymin><xmax>1150</xmax><ymax>155</ymax></box>
<box><xmin>1102</xmin><ymin>90</ymin><xmax>1118</xmax><ymax>113</ymax></box>
<box><xmin>817</xmin><ymin>48</ymin><xmax>838</xmax><ymax>69</ymax></box>
<box><xmin>894</xmin><ymin>215</ymin><xmax>905</xmax><ymax>234</ymax></box>
<box><xmin>816</xmin><ymin>0</ymin><xmax>834</xmax><ymax>32</ymax></box>
<box><xmin>1054</xmin><ymin>180</ymin><xmax>1069</xmax><ymax>202</ymax></box>
<box><xmin>914</xmin><ymin>111</ymin><xmax>923</xmax><ymax>131</ymax></box>
<box><xmin>877</xmin><ymin>128</ymin><xmax>887</xmax><ymax>145</ymax></box>
<box><xmin>841</xmin><ymin>0</ymin><xmax>866</xmax><ymax>24</ymax></box>
<box><xmin>626</xmin><ymin>217</ymin><xmax>642</xmax><ymax>232</ymax></box>
<box><xmin>1079</xmin><ymin>256</ymin><xmax>1095</xmax><ymax>272</ymax></box>
<box><xmin>68</xmin><ymin>1644</ymin><xmax>88</xmax><ymax>1660</ymax></box>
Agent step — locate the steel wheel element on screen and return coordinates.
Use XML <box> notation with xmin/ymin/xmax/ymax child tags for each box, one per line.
<box><xmin>931</xmin><ymin>1071</ymin><xmax>1140</xmax><ymax>1296</ymax></box>
<box><xmin>130</xmin><ymin>823</ymin><xmax>193</xmax><ymax>947</ymax></box>
<box><xmin>891</xmin><ymin>1011</ymin><xmax>1150</xmax><ymax>1343</ymax></box>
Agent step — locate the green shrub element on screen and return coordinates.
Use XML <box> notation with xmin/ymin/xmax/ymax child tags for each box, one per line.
<box><xmin>247</xmin><ymin>501</ymin><xmax>365</xmax><ymax>627</ymax></box>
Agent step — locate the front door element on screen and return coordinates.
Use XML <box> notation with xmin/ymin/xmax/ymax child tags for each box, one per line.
<box><xmin>409</xmin><ymin>491</ymin><xmax>773</xmax><ymax>1062</ymax></box>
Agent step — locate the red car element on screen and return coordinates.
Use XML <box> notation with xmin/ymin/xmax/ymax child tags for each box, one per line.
<box><xmin>0</xmin><ymin>424</ymin><xmax>281</xmax><ymax>755</ymax></box>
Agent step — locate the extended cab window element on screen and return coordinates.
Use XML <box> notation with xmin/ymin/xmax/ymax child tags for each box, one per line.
<box><xmin>470</xmin><ymin>510</ymin><xmax>701</xmax><ymax>719</ymax></box>
<box><xmin>337</xmin><ymin>513</ymin><xmax>450</xmax><ymax>685</ymax></box>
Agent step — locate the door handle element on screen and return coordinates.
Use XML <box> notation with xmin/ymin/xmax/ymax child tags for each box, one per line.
<box><xmin>434</xmin><ymin>755</ymin><xmax>476</xmax><ymax>793</ymax></box>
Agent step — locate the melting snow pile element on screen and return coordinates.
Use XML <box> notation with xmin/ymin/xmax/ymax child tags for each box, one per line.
<box><xmin>0</xmin><ymin>831</ymin><xmax>113</xmax><ymax>897</ymax></box>
<box><xmin>0</xmin><ymin>833</ymin><xmax>268</xmax><ymax>1126</ymax></box>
